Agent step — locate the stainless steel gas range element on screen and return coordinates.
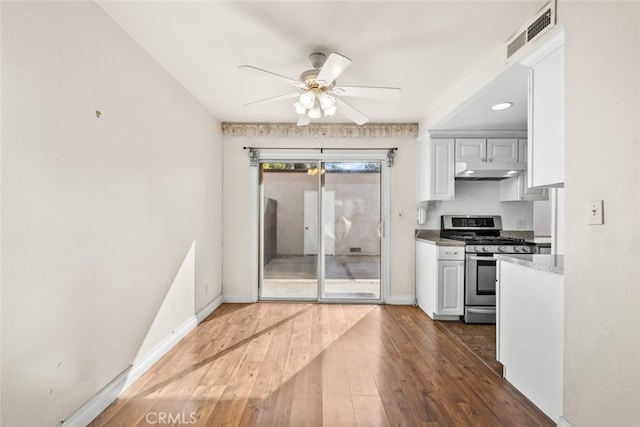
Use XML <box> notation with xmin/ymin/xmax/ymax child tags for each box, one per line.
<box><xmin>440</xmin><ymin>215</ymin><xmax>537</xmax><ymax>324</ymax></box>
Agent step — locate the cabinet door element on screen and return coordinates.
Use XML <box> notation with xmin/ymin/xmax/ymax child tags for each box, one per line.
<box><xmin>438</xmin><ymin>260</ymin><xmax>464</xmax><ymax>315</ymax></box>
<box><xmin>529</xmin><ymin>46</ymin><xmax>565</xmax><ymax>187</ymax></box>
<box><xmin>418</xmin><ymin>138</ymin><xmax>454</xmax><ymax>201</ymax></box>
<box><xmin>518</xmin><ymin>140</ymin><xmax>548</xmax><ymax>200</ymax></box>
<box><xmin>487</xmin><ymin>138</ymin><xmax>518</xmax><ymax>163</ymax></box>
<box><xmin>416</xmin><ymin>241</ymin><xmax>438</xmax><ymax>317</ymax></box>
<box><xmin>455</xmin><ymin>138</ymin><xmax>486</xmax><ymax>162</ymax></box>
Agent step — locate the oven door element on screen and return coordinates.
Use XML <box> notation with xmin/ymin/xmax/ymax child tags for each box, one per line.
<box><xmin>465</xmin><ymin>253</ymin><xmax>497</xmax><ymax>306</ymax></box>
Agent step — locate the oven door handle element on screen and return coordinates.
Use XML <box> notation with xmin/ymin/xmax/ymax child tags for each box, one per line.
<box><xmin>468</xmin><ymin>255</ymin><xmax>497</xmax><ymax>262</ymax></box>
<box><xmin>467</xmin><ymin>307</ymin><xmax>496</xmax><ymax>314</ymax></box>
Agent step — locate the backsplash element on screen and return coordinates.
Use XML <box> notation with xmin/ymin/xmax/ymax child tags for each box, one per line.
<box><xmin>416</xmin><ymin>180</ymin><xmax>534</xmax><ymax>230</ymax></box>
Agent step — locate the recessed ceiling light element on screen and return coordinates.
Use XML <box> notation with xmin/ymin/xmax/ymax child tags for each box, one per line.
<box><xmin>491</xmin><ymin>102</ymin><xmax>513</xmax><ymax>111</ymax></box>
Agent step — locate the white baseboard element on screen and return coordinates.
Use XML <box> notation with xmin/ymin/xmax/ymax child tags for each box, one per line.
<box><xmin>557</xmin><ymin>416</ymin><xmax>574</xmax><ymax>427</ymax></box>
<box><xmin>387</xmin><ymin>295</ymin><xmax>417</xmax><ymax>305</ymax></box>
<box><xmin>196</xmin><ymin>294</ymin><xmax>223</xmax><ymax>323</ymax></box>
<box><xmin>62</xmin><ymin>298</ymin><xmax>224</xmax><ymax>427</ymax></box>
<box><xmin>223</xmin><ymin>294</ymin><xmax>256</xmax><ymax>303</ymax></box>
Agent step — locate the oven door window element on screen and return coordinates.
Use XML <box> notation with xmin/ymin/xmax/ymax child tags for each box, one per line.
<box><xmin>476</xmin><ymin>258</ymin><xmax>496</xmax><ymax>295</ymax></box>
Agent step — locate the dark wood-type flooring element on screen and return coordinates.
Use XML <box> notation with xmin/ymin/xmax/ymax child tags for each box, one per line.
<box><xmin>91</xmin><ymin>303</ymin><xmax>553</xmax><ymax>426</ymax></box>
<box><xmin>436</xmin><ymin>320</ymin><xmax>503</xmax><ymax>376</ymax></box>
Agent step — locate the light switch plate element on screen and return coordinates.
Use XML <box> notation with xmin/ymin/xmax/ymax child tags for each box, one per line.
<box><xmin>587</xmin><ymin>200</ymin><xmax>604</xmax><ymax>225</ymax></box>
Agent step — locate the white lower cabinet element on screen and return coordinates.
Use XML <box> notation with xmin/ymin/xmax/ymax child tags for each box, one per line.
<box><xmin>416</xmin><ymin>241</ymin><xmax>464</xmax><ymax>320</ymax></box>
<box><xmin>437</xmin><ymin>260</ymin><xmax>464</xmax><ymax>315</ymax></box>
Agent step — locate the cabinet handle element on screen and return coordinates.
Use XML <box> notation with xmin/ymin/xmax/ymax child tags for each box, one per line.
<box><xmin>488</xmin><ymin>158</ymin><xmax>493</xmax><ymax>162</ymax></box>
<box><xmin>445</xmin><ymin>251</ymin><xmax>458</xmax><ymax>255</ymax></box>
<box><xmin>482</xmin><ymin>157</ymin><xmax>486</xmax><ymax>162</ymax></box>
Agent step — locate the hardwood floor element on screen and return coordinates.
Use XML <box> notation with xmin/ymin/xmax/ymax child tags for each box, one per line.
<box><xmin>436</xmin><ymin>321</ymin><xmax>503</xmax><ymax>375</ymax></box>
<box><xmin>91</xmin><ymin>303</ymin><xmax>553</xmax><ymax>426</ymax></box>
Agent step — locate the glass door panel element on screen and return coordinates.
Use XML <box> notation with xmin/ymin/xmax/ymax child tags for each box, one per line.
<box><xmin>260</xmin><ymin>162</ymin><xmax>319</xmax><ymax>300</ymax></box>
<box><xmin>320</xmin><ymin>162</ymin><xmax>382</xmax><ymax>301</ymax></box>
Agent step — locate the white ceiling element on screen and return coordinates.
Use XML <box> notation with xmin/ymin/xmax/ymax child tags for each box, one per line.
<box><xmin>98</xmin><ymin>1</ymin><xmax>545</xmax><ymax>129</ymax></box>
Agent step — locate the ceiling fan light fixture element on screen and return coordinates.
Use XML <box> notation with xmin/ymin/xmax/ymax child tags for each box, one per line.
<box><xmin>308</xmin><ymin>105</ymin><xmax>322</xmax><ymax>119</ymax></box>
<box><xmin>294</xmin><ymin>102</ymin><xmax>306</xmax><ymax>115</ymax></box>
<box><xmin>319</xmin><ymin>93</ymin><xmax>336</xmax><ymax>110</ymax></box>
<box><xmin>299</xmin><ymin>91</ymin><xmax>316</xmax><ymax>109</ymax></box>
<box><xmin>323</xmin><ymin>106</ymin><xmax>337</xmax><ymax>117</ymax></box>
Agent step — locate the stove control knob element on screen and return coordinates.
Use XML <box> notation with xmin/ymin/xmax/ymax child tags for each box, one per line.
<box><xmin>498</xmin><ymin>246</ymin><xmax>506</xmax><ymax>253</ymax></box>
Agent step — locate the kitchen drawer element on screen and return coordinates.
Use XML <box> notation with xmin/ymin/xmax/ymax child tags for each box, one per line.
<box><xmin>437</xmin><ymin>246</ymin><xmax>465</xmax><ymax>260</ymax></box>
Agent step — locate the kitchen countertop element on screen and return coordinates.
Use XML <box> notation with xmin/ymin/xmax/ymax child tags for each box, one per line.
<box><xmin>415</xmin><ymin>229</ymin><xmax>549</xmax><ymax>247</ymax></box>
<box><xmin>415</xmin><ymin>230</ymin><xmax>464</xmax><ymax>247</ymax></box>
<box><xmin>495</xmin><ymin>254</ymin><xmax>564</xmax><ymax>275</ymax></box>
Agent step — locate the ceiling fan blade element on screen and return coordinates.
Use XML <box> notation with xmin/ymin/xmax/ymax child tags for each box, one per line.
<box><xmin>335</xmin><ymin>98</ymin><xmax>369</xmax><ymax>125</ymax></box>
<box><xmin>239</xmin><ymin>65</ymin><xmax>306</xmax><ymax>89</ymax></box>
<box><xmin>331</xmin><ymin>86</ymin><xmax>402</xmax><ymax>100</ymax></box>
<box><xmin>243</xmin><ymin>92</ymin><xmax>300</xmax><ymax>107</ymax></box>
<box><xmin>297</xmin><ymin>115</ymin><xmax>311</xmax><ymax>126</ymax></box>
<box><xmin>316</xmin><ymin>53</ymin><xmax>352</xmax><ymax>86</ymax></box>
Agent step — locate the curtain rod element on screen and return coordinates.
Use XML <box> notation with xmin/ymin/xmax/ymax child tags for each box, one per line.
<box><xmin>244</xmin><ymin>146</ymin><xmax>397</xmax><ymax>167</ymax></box>
<box><xmin>242</xmin><ymin>147</ymin><xmax>397</xmax><ymax>151</ymax></box>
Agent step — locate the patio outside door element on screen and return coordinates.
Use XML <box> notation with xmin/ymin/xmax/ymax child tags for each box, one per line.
<box><xmin>259</xmin><ymin>161</ymin><xmax>382</xmax><ymax>302</ymax></box>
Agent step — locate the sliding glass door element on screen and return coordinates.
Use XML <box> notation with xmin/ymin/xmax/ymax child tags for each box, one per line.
<box><xmin>320</xmin><ymin>162</ymin><xmax>381</xmax><ymax>301</ymax></box>
<box><xmin>260</xmin><ymin>162</ymin><xmax>319</xmax><ymax>300</ymax></box>
<box><xmin>259</xmin><ymin>160</ymin><xmax>383</xmax><ymax>302</ymax></box>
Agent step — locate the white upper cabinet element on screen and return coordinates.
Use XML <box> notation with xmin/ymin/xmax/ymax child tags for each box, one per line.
<box><xmin>500</xmin><ymin>139</ymin><xmax>548</xmax><ymax>201</ymax></box>
<box><xmin>455</xmin><ymin>138</ymin><xmax>486</xmax><ymax>162</ymax></box>
<box><xmin>527</xmin><ymin>36</ymin><xmax>565</xmax><ymax>187</ymax></box>
<box><xmin>417</xmin><ymin>137</ymin><xmax>455</xmax><ymax>201</ymax></box>
<box><xmin>455</xmin><ymin>138</ymin><xmax>519</xmax><ymax>163</ymax></box>
<box><xmin>487</xmin><ymin>139</ymin><xmax>519</xmax><ymax>163</ymax></box>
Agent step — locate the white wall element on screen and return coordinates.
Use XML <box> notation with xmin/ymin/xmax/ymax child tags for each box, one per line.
<box><xmin>1</xmin><ymin>2</ymin><xmax>222</xmax><ymax>426</ymax></box>
<box><xmin>223</xmin><ymin>136</ymin><xmax>416</xmax><ymax>304</ymax></box>
<box><xmin>533</xmin><ymin>199</ymin><xmax>552</xmax><ymax>237</ymax></box>
<box><xmin>417</xmin><ymin>180</ymin><xmax>534</xmax><ymax>230</ymax></box>
<box><xmin>560</xmin><ymin>2</ymin><xmax>640</xmax><ymax>425</ymax></box>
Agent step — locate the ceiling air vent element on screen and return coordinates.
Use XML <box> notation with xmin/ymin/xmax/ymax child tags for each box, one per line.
<box><xmin>506</xmin><ymin>1</ymin><xmax>556</xmax><ymax>60</ymax></box>
<box><xmin>507</xmin><ymin>31</ymin><xmax>527</xmax><ymax>58</ymax></box>
<box><xmin>527</xmin><ymin>7</ymin><xmax>552</xmax><ymax>41</ymax></box>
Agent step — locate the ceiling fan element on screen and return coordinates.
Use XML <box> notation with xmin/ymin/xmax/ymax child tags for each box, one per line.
<box><xmin>240</xmin><ymin>52</ymin><xmax>401</xmax><ymax>126</ymax></box>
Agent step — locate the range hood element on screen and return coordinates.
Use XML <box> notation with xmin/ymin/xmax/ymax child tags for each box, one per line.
<box><xmin>455</xmin><ymin>161</ymin><xmax>525</xmax><ymax>180</ymax></box>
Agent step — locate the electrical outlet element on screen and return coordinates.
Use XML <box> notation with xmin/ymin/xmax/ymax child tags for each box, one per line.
<box><xmin>588</xmin><ymin>200</ymin><xmax>604</xmax><ymax>225</ymax></box>
<box><xmin>204</xmin><ymin>284</ymin><xmax>209</xmax><ymax>294</ymax></box>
